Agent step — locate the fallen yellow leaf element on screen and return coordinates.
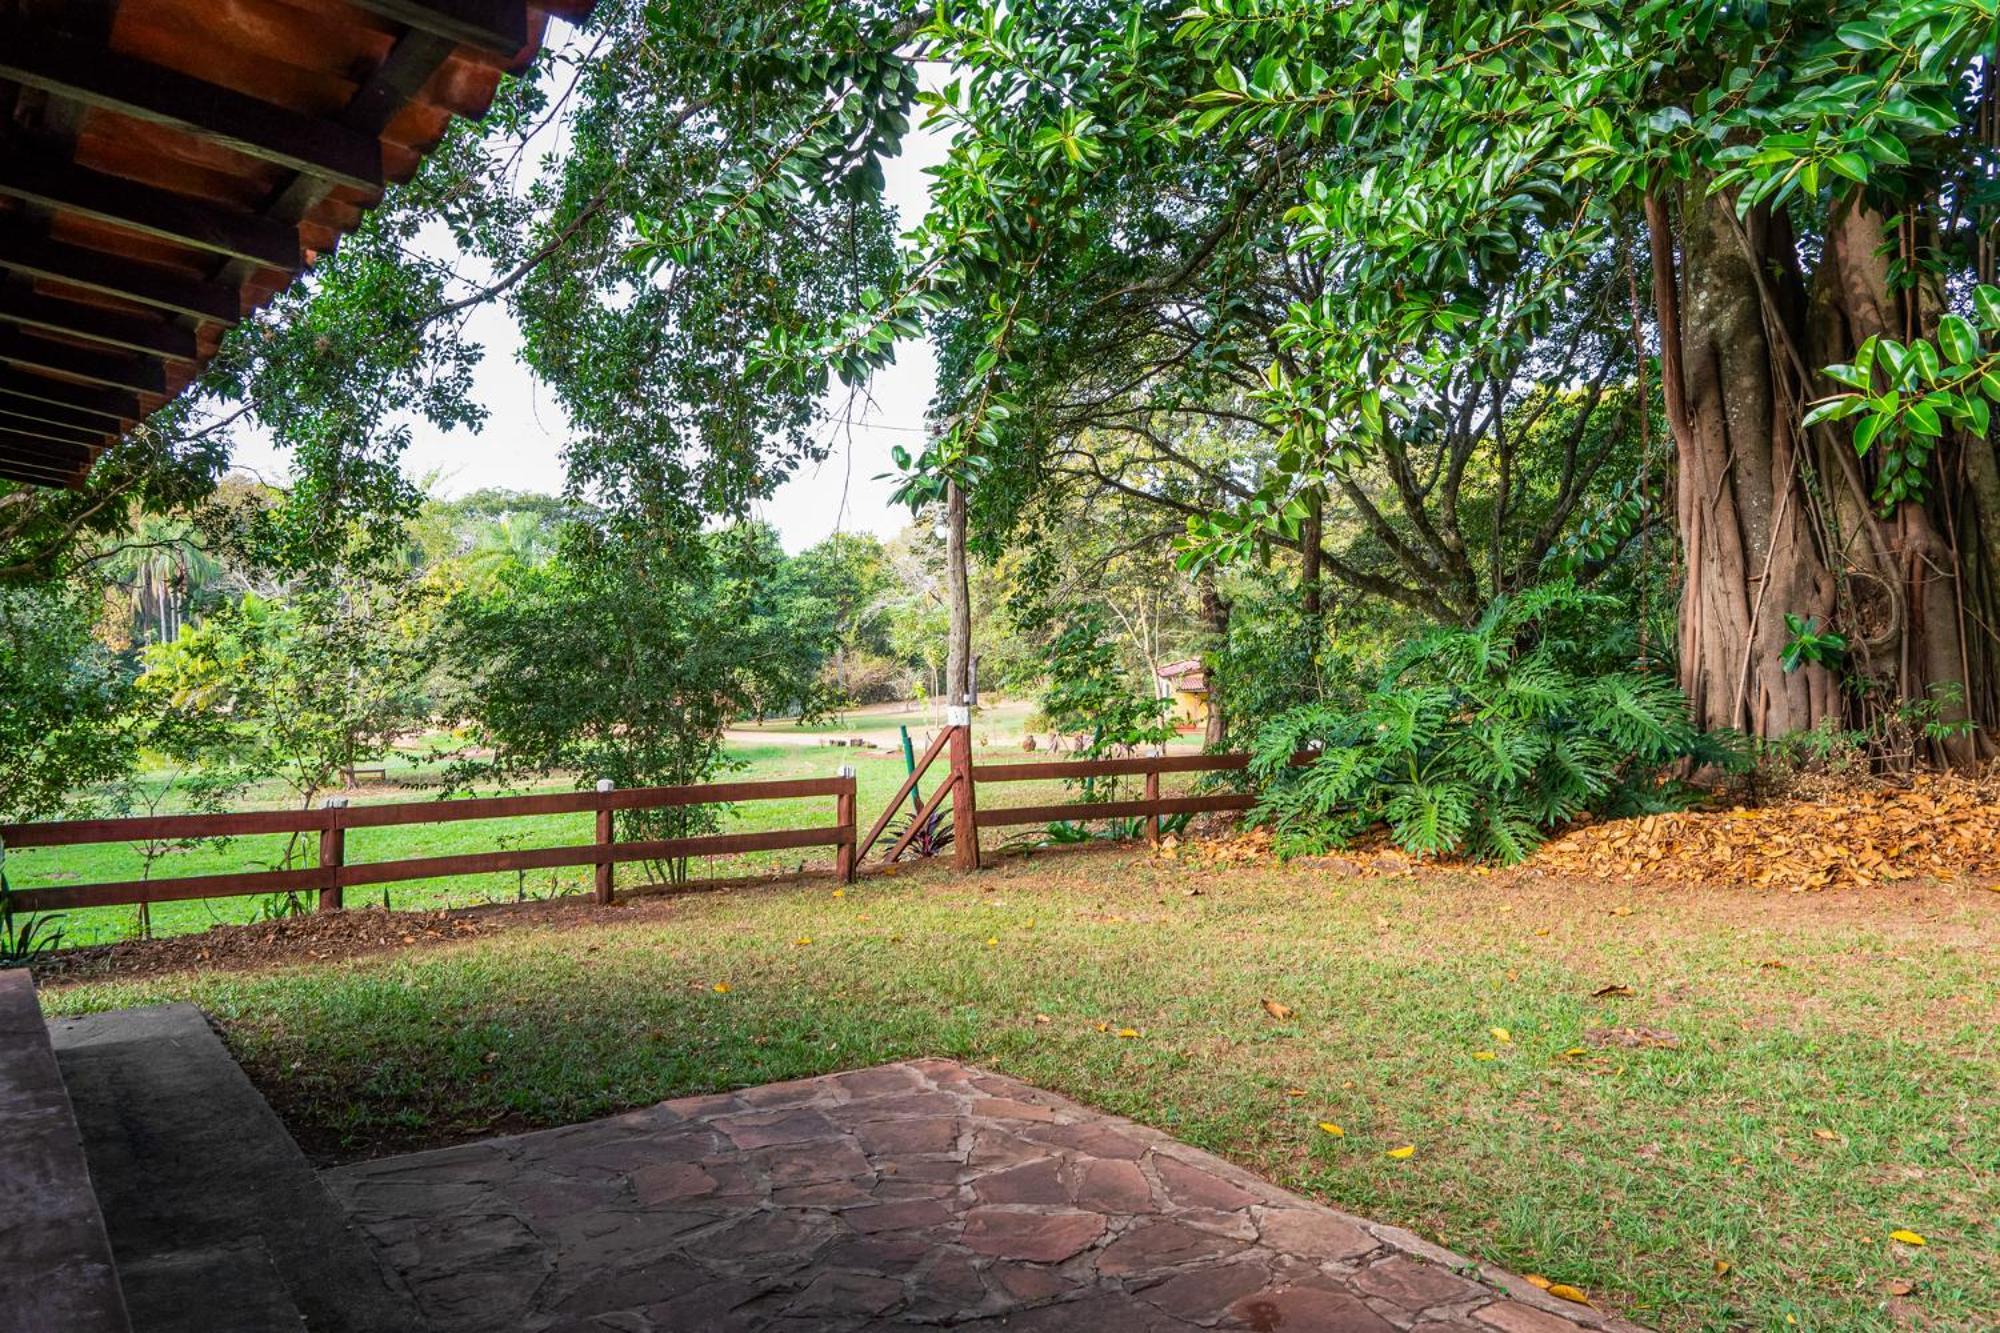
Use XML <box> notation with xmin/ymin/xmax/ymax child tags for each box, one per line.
<box><xmin>1490</xmin><ymin>1027</ymin><xmax>1512</xmax><ymax>1044</ymax></box>
<box><xmin>1385</xmin><ymin>1145</ymin><xmax>1415</xmax><ymax>1159</ymax></box>
<box><xmin>1561</xmin><ymin>1046</ymin><xmax>1589</xmax><ymax>1057</ymax></box>
<box><xmin>1812</xmin><ymin>1128</ymin><xmax>1838</xmax><ymax>1142</ymax></box>
<box><xmin>1317</xmin><ymin>1122</ymin><xmax>1344</xmax><ymax>1137</ymax></box>
<box><xmin>985</xmin><ymin>937</ymin><xmax>998</xmax><ymax>947</ymax></box>
<box><xmin>1094</xmin><ymin>1021</ymin><xmax>1110</xmax><ymax>1032</ymax></box>
<box><xmin>1523</xmin><ymin>1274</ymin><xmax>1552</xmax><ymax>1290</ymax></box>
<box><xmin>1116</xmin><ymin>1027</ymin><xmax>1141</xmax><ymax>1039</ymax></box>
<box><xmin>1284</xmin><ymin>1086</ymin><xmax>1308</xmax><ymax>1097</ymax></box>
<box><xmin>1890</xmin><ymin>1229</ymin><xmax>1927</xmax><ymax>1247</ymax></box>
<box><xmin>1261</xmin><ymin>998</ymin><xmax>1295</xmax><ymax>1020</ymax></box>
<box><xmin>711</xmin><ymin>982</ymin><xmax>731</xmax><ymax>994</ymax></box>
<box><xmin>793</xmin><ymin>935</ymin><xmax>813</xmax><ymax>946</ymax></box>
<box><xmin>830</xmin><ymin>888</ymin><xmax>844</xmax><ymax>898</ymax></box>
<box><xmin>1472</xmin><ymin>1050</ymin><xmax>1497</xmax><ymax>1061</ymax></box>
<box><xmin>1547</xmin><ymin>1283</ymin><xmax>1590</xmax><ymax>1305</ymax></box>
<box><xmin>1714</xmin><ymin>1259</ymin><xmax>1731</xmax><ymax>1276</ymax></box>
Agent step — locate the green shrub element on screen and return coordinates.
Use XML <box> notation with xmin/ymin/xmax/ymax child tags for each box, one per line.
<box><xmin>1249</xmin><ymin>583</ymin><xmax>1737</xmax><ymax>864</ymax></box>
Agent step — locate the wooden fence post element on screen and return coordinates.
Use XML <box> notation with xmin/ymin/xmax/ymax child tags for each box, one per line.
<box><xmin>594</xmin><ymin>779</ymin><xmax>615</xmax><ymax>905</ymax></box>
<box><xmin>317</xmin><ymin>797</ymin><xmax>347</xmax><ymax>912</ymax></box>
<box><xmin>949</xmin><ymin>715</ymin><xmax>980</xmax><ymax>871</ymax></box>
<box><xmin>1144</xmin><ymin>769</ymin><xmax>1160</xmax><ymax>846</ymax></box>
<box><xmin>834</xmin><ymin>765</ymin><xmax>856</xmax><ymax>883</ymax></box>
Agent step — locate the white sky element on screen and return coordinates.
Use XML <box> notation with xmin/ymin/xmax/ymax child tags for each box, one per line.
<box><xmin>227</xmin><ymin>28</ymin><xmax>950</xmax><ymax>553</ymax></box>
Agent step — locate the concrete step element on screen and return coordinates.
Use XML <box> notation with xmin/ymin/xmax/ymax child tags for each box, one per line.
<box><xmin>0</xmin><ymin>969</ymin><xmax>130</xmax><ymax>1333</ymax></box>
<box><xmin>50</xmin><ymin>1003</ymin><xmax>424</xmax><ymax>1333</ymax></box>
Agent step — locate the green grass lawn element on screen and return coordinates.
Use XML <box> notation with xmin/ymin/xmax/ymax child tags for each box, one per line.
<box><xmin>37</xmin><ymin>852</ymin><xmax>1997</xmax><ymax>1332</ymax></box>
<box><xmin>6</xmin><ymin>724</ymin><xmax>1213</xmax><ymax>947</ymax></box>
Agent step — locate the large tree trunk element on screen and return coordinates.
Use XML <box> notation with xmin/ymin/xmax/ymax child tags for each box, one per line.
<box><xmin>1650</xmin><ymin>183</ymin><xmax>2000</xmax><ymax>758</ymax></box>
<box><xmin>1648</xmin><ymin>185</ymin><xmax>1840</xmax><ymax>736</ymax></box>
<box><xmin>1813</xmin><ymin>201</ymin><xmax>1993</xmax><ymax>763</ymax></box>
<box><xmin>944</xmin><ymin>480</ymin><xmax>973</xmax><ymax>710</ymax></box>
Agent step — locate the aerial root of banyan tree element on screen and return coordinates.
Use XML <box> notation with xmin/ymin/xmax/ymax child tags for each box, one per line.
<box><xmin>1648</xmin><ymin>178</ymin><xmax>2000</xmax><ymax>765</ymax></box>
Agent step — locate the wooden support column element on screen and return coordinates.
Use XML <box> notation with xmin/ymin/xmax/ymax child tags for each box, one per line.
<box><xmin>834</xmin><ymin>766</ymin><xmax>857</xmax><ymax>883</ymax></box>
<box><xmin>594</xmin><ymin>779</ymin><xmax>615</xmax><ymax>904</ymax></box>
<box><xmin>317</xmin><ymin>797</ymin><xmax>348</xmax><ymax>912</ymax></box>
<box><xmin>943</xmin><ymin>477</ymin><xmax>980</xmax><ymax>871</ymax></box>
<box><xmin>950</xmin><ymin>723</ymin><xmax>979</xmax><ymax>871</ymax></box>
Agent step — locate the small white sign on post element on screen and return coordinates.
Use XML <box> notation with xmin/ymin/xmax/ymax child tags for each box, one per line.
<box><xmin>595</xmin><ymin>779</ymin><xmax>614</xmax><ymax>793</ymax></box>
<box><xmin>946</xmin><ymin>705</ymin><xmax>971</xmax><ymax>726</ymax></box>
<box><xmin>837</xmin><ymin>764</ymin><xmax>856</xmax><ymax>779</ymax></box>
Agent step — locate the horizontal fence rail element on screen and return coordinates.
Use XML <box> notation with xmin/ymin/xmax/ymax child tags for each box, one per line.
<box><xmin>964</xmin><ymin>748</ymin><xmax>1313</xmax><ymax>855</ymax></box>
<box><xmin>1</xmin><ymin>776</ymin><xmax>857</xmax><ymax>915</ymax></box>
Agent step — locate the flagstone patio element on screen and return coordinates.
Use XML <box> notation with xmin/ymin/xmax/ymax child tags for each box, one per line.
<box><xmin>326</xmin><ymin>1059</ymin><xmax>1649</xmax><ymax>1332</ymax></box>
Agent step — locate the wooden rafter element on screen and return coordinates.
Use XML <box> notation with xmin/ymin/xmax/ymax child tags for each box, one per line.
<box><xmin>0</xmin><ymin>24</ymin><xmax>384</xmax><ymax>192</ymax></box>
<box><xmin>0</xmin><ymin>367</ymin><xmax>139</xmax><ymax>424</ymax></box>
<box><xmin>0</xmin><ymin>150</ymin><xmax>301</xmax><ymax>271</ymax></box>
<box><xmin>0</xmin><ymin>330</ymin><xmax>167</xmax><ymax>395</ymax></box>
<box><xmin>0</xmin><ymin>288</ymin><xmax>196</xmax><ymax>362</ymax></box>
<box><xmin>0</xmin><ymin>386</ymin><xmax>129</xmax><ymax>433</ymax></box>
<box><xmin>0</xmin><ymin>429</ymin><xmax>97</xmax><ymax>467</ymax></box>
<box><xmin>346</xmin><ymin>0</ymin><xmax>529</xmax><ymax>56</ymax></box>
<box><xmin>0</xmin><ymin>0</ymin><xmax>561</xmax><ymax>488</ymax></box>
<box><xmin>0</xmin><ymin>226</ymin><xmax>243</xmax><ymax>324</ymax></box>
<box><xmin>0</xmin><ymin>411</ymin><xmax>106</xmax><ymax>447</ymax></box>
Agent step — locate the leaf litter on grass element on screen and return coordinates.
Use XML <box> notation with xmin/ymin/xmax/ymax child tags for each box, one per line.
<box><xmin>1161</xmin><ymin>771</ymin><xmax>2000</xmax><ymax>894</ymax></box>
<box><xmin>1532</xmin><ymin>772</ymin><xmax>2000</xmax><ymax>891</ymax></box>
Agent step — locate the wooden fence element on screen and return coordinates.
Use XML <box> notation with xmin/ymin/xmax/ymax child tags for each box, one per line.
<box><xmin>857</xmin><ymin>735</ymin><xmax>1274</xmax><ymax>872</ymax></box>
<box><xmin>2</xmin><ymin>731</ymin><xmax>1294</xmax><ymax>922</ymax></box>
<box><xmin>0</xmin><ymin>776</ymin><xmax>858</xmax><ymax>916</ymax></box>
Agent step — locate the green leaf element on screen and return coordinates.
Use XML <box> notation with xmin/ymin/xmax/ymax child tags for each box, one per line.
<box><xmin>1939</xmin><ymin>315</ymin><xmax>1978</xmax><ymax>367</ymax></box>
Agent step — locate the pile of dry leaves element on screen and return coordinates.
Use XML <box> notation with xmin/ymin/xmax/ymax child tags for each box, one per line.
<box><xmin>1530</xmin><ymin>772</ymin><xmax>2000</xmax><ymax>891</ymax></box>
<box><xmin>1156</xmin><ymin>772</ymin><xmax>2000</xmax><ymax>892</ymax></box>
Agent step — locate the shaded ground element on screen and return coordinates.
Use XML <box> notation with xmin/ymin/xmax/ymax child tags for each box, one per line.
<box><xmin>328</xmin><ymin>1058</ymin><xmax>1642</xmax><ymax>1332</ymax></box>
<box><xmin>36</xmin><ymin>848</ymin><xmax>2000</xmax><ymax>1331</ymax></box>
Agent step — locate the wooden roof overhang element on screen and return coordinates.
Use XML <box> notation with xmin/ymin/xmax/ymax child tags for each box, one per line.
<box><xmin>0</xmin><ymin>0</ymin><xmax>590</xmax><ymax>488</ymax></box>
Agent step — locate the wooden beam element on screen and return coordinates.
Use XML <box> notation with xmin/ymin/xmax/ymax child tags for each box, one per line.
<box><xmin>344</xmin><ymin>0</ymin><xmax>528</xmax><ymax>56</ymax></box>
<box><xmin>0</xmin><ymin>430</ymin><xmax>96</xmax><ymax>469</ymax></box>
<box><xmin>0</xmin><ymin>410</ymin><xmax>105</xmax><ymax>447</ymax></box>
<box><xmin>0</xmin><ymin>25</ymin><xmax>383</xmax><ymax>192</ymax></box>
<box><xmin>343</xmin><ymin>31</ymin><xmax>461</xmax><ymax>136</ymax></box>
<box><xmin>0</xmin><ymin>149</ymin><xmax>301</xmax><ymax>270</ymax></box>
<box><xmin>0</xmin><ymin>225</ymin><xmax>241</xmax><ymax>324</ymax></box>
<box><xmin>0</xmin><ymin>366</ymin><xmax>139</xmax><ymax>423</ymax></box>
<box><xmin>253</xmin><ymin>30</ymin><xmax>457</xmax><ymax>233</ymax></box>
<box><xmin>0</xmin><ymin>288</ymin><xmax>196</xmax><ymax>361</ymax></box>
<box><xmin>0</xmin><ymin>386</ymin><xmax>127</xmax><ymax>432</ymax></box>
<box><xmin>0</xmin><ymin>330</ymin><xmax>166</xmax><ymax>394</ymax></box>
<box><xmin>0</xmin><ymin>445</ymin><xmax>87</xmax><ymax>488</ymax></box>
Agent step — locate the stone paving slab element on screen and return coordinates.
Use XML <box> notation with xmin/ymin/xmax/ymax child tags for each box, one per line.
<box><xmin>325</xmin><ymin>1060</ymin><xmax>1652</xmax><ymax>1332</ymax></box>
